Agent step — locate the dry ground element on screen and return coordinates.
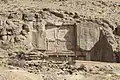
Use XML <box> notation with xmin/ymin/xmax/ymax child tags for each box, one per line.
<box><xmin>1</xmin><ymin>61</ymin><xmax>120</xmax><ymax>80</ymax></box>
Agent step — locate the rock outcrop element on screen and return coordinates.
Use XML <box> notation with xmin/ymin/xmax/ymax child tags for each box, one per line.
<box><xmin>0</xmin><ymin>0</ymin><xmax>120</xmax><ymax>62</ymax></box>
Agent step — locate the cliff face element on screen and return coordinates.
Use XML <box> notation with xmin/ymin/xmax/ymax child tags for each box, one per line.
<box><xmin>0</xmin><ymin>0</ymin><xmax>120</xmax><ymax>62</ymax></box>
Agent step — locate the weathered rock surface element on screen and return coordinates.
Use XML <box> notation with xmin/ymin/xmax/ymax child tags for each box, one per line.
<box><xmin>0</xmin><ymin>0</ymin><xmax>119</xmax><ymax>62</ymax></box>
<box><xmin>0</xmin><ymin>0</ymin><xmax>120</xmax><ymax>73</ymax></box>
<box><xmin>1</xmin><ymin>0</ymin><xmax>120</xmax><ymax>80</ymax></box>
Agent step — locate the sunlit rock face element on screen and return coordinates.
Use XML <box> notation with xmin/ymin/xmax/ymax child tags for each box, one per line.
<box><xmin>0</xmin><ymin>0</ymin><xmax>120</xmax><ymax>62</ymax></box>
<box><xmin>76</xmin><ymin>21</ymin><xmax>100</xmax><ymax>51</ymax></box>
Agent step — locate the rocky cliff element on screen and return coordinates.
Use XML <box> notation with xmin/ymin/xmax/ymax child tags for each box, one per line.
<box><xmin>0</xmin><ymin>0</ymin><xmax>120</xmax><ymax>62</ymax></box>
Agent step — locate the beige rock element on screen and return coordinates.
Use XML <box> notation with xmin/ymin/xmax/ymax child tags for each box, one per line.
<box><xmin>76</xmin><ymin>21</ymin><xmax>100</xmax><ymax>51</ymax></box>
